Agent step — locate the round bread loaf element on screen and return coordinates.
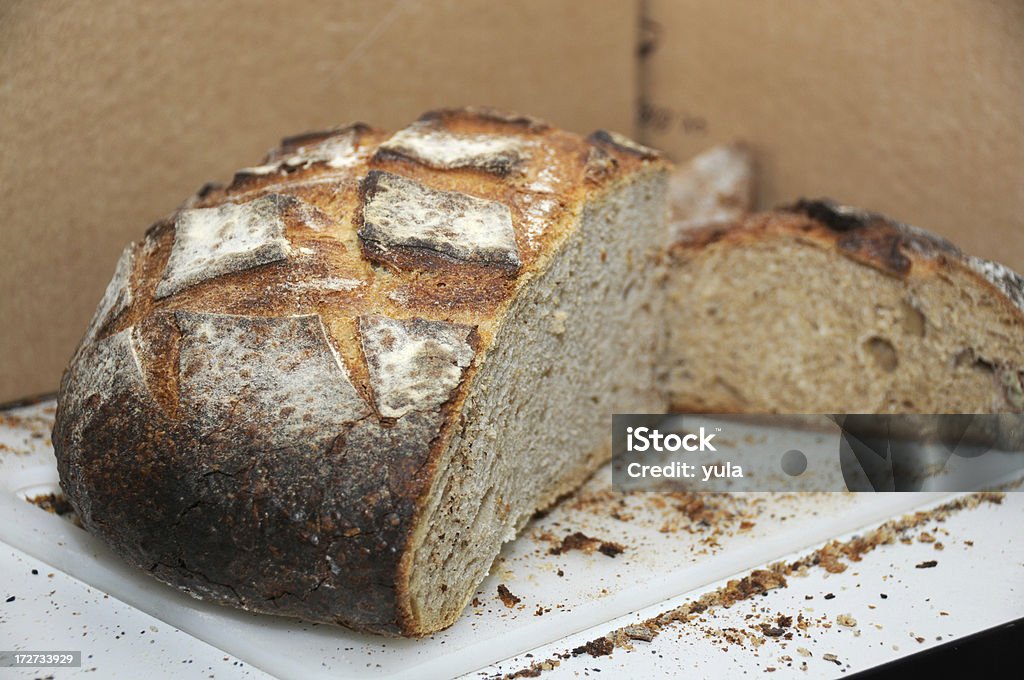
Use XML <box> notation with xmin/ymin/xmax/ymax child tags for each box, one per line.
<box><xmin>52</xmin><ymin>107</ymin><xmax>671</xmax><ymax>636</ymax></box>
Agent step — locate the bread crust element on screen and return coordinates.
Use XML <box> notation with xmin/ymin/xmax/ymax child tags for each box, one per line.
<box><xmin>667</xmin><ymin>199</ymin><xmax>1024</xmax><ymax>417</ymax></box>
<box><xmin>52</xmin><ymin>109</ymin><xmax>667</xmax><ymax>635</ymax></box>
<box><xmin>670</xmin><ymin>198</ymin><xmax>1024</xmax><ymax>324</ymax></box>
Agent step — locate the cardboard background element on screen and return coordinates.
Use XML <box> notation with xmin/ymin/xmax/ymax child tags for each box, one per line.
<box><xmin>0</xmin><ymin>0</ymin><xmax>636</xmax><ymax>402</ymax></box>
<box><xmin>642</xmin><ymin>0</ymin><xmax>1024</xmax><ymax>269</ymax></box>
<box><xmin>3</xmin><ymin>1</ymin><xmax>1023</xmax><ymax>403</ymax></box>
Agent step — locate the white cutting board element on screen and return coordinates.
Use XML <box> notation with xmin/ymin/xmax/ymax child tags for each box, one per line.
<box><xmin>0</xmin><ymin>401</ymin><xmax>971</xmax><ymax>679</ymax></box>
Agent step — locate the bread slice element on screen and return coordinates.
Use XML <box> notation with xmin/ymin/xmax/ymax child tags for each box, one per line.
<box><xmin>52</xmin><ymin>108</ymin><xmax>672</xmax><ymax>636</ymax></box>
<box><xmin>665</xmin><ymin>199</ymin><xmax>1024</xmax><ymax>415</ymax></box>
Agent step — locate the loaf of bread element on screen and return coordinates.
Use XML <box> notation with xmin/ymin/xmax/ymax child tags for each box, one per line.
<box><xmin>665</xmin><ymin>199</ymin><xmax>1024</xmax><ymax>416</ymax></box>
<box><xmin>53</xmin><ymin>104</ymin><xmax>1024</xmax><ymax>638</ymax></box>
<box><xmin>52</xmin><ymin>108</ymin><xmax>673</xmax><ymax>636</ymax></box>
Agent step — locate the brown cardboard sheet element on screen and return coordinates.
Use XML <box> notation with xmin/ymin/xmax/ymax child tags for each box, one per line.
<box><xmin>0</xmin><ymin>0</ymin><xmax>636</xmax><ymax>401</ymax></box>
<box><xmin>642</xmin><ymin>0</ymin><xmax>1023</xmax><ymax>269</ymax></box>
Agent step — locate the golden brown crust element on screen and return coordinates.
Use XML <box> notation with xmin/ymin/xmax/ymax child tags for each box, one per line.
<box><xmin>416</xmin><ymin>105</ymin><xmax>553</xmax><ymax>132</ymax></box>
<box><xmin>52</xmin><ymin>107</ymin><xmax>668</xmax><ymax>636</ymax></box>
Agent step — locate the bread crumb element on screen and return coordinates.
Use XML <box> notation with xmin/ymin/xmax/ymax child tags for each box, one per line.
<box><xmin>496</xmin><ymin>492</ymin><xmax>1005</xmax><ymax>679</ymax></box>
<box><xmin>571</xmin><ymin>637</ymin><xmax>614</xmax><ymax>658</ymax></box>
<box><xmin>497</xmin><ymin>584</ymin><xmax>521</xmax><ymax>608</ymax></box>
<box><xmin>548</xmin><ymin>311</ymin><xmax>569</xmax><ymax>335</ymax></box>
<box><xmin>548</xmin><ymin>531</ymin><xmax>625</xmax><ymax>558</ymax></box>
<box><xmin>622</xmin><ymin>624</ymin><xmax>656</xmax><ymax>642</ymax></box>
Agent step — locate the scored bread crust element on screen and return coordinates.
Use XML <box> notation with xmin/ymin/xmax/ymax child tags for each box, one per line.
<box><xmin>52</xmin><ymin>107</ymin><xmax>669</xmax><ymax>636</ymax></box>
<box><xmin>668</xmin><ymin>198</ymin><xmax>1024</xmax><ymax>412</ymax></box>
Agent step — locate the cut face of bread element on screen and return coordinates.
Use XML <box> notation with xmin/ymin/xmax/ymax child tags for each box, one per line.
<box><xmin>52</xmin><ymin>107</ymin><xmax>671</xmax><ymax>637</ymax></box>
<box><xmin>405</xmin><ymin>176</ymin><xmax>667</xmax><ymax>632</ymax></box>
<box><xmin>665</xmin><ymin>200</ymin><xmax>1024</xmax><ymax>414</ymax></box>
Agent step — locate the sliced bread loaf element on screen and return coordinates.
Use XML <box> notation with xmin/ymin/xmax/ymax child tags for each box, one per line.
<box><xmin>52</xmin><ymin>108</ymin><xmax>672</xmax><ymax>636</ymax></box>
<box><xmin>665</xmin><ymin>199</ymin><xmax>1024</xmax><ymax>415</ymax></box>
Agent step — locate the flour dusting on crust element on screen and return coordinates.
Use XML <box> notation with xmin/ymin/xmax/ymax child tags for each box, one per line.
<box><xmin>966</xmin><ymin>256</ymin><xmax>1024</xmax><ymax>313</ymax></box>
<box><xmin>83</xmin><ymin>244</ymin><xmax>135</xmax><ymax>343</ymax></box>
<box><xmin>63</xmin><ymin>328</ymin><xmax>149</xmax><ymax>443</ymax></box>
<box><xmin>284</xmin><ymin>277</ymin><xmax>365</xmax><ymax>293</ymax></box>
<box><xmin>376</xmin><ymin>124</ymin><xmax>530</xmax><ymax>175</ymax></box>
<box><xmin>176</xmin><ymin>312</ymin><xmax>369</xmax><ymax>448</ymax></box>
<box><xmin>268</xmin><ymin>125</ymin><xmax>369</xmax><ymax>170</ymax></box>
<box><xmin>281</xmin><ymin>132</ymin><xmax>361</xmax><ymax>170</ymax></box>
<box><xmin>359</xmin><ymin>315</ymin><xmax>476</xmax><ymax>419</ymax></box>
<box><xmin>359</xmin><ymin>170</ymin><xmax>520</xmax><ymax>269</ymax></box>
<box><xmin>155</xmin><ymin>195</ymin><xmax>293</xmax><ymax>298</ymax></box>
